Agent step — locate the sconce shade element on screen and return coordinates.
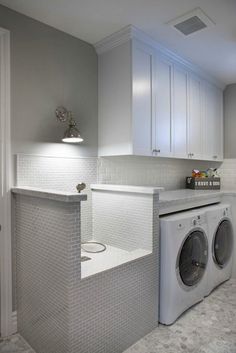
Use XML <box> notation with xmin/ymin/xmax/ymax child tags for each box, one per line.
<box><xmin>62</xmin><ymin>124</ymin><xmax>83</xmax><ymax>143</ymax></box>
<box><xmin>56</xmin><ymin>107</ymin><xmax>83</xmax><ymax>143</ymax></box>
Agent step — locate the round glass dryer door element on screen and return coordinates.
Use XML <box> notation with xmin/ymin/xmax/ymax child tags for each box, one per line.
<box><xmin>178</xmin><ymin>231</ymin><xmax>208</xmax><ymax>287</ymax></box>
<box><xmin>213</xmin><ymin>220</ymin><xmax>233</xmax><ymax>268</ymax></box>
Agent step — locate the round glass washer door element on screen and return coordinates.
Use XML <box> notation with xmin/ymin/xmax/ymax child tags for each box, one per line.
<box><xmin>213</xmin><ymin>220</ymin><xmax>233</xmax><ymax>268</ymax></box>
<box><xmin>178</xmin><ymin>230</ymin><xmax>208</xmax><ymax>287</ymax></box>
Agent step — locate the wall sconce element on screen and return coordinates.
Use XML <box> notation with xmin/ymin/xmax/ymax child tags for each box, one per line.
<box><xmin>55</xmin><ymin>106</ymin><xmax>83</xmax><ymax>143</ymax></box>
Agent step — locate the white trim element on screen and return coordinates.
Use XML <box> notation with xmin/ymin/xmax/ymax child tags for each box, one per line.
<box><xmin>11</xmin><ymin>311</ymin><xmax>17</xmax><ymax>334</ymax></box>
<box><xmin>0</xmin><ymin>28</ymin><xmax>13</xmax><ymax>337</ymax></box>
<box><xmin>16</xmin><ymin>152</ymin><xmax>98</xmax><ymax>160</ymax></box>
<box><xmin>94</xmin><ymin>25</ymin><xmax>225</xmax><ymax>90</ymax></box>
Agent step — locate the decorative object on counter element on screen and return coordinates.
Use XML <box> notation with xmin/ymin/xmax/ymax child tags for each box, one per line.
<box><xmin>55</xmin><ymin>106</ymin><xmax>83</xmax><ymax>143</ymax></box>
<box><xmin>186</xmin><ymin>177</ymin><xmax>220</xmax><ymax>190</ymax></box>
<box><xmin>191</xmin><ymin>169</ymin><xmax>208</xmax><ymax>178</ymax></box>
<box><xmin>187</xmin><ymin>168</ymin><xmax>220</xmax><ymax>189</ymax></box>
<box><xmin>206</xmin><ymin>168</ymin><xmax>220</xmax><ymax>178</ymax></box>
<box><xmin>192</xmin><ymin>169</ymin><xmax>201</xmax><ymax>178</ymax></box>
<box><xmin>76</xmin><ymin>182</ymin><xmax>86</xmax><ymax>193</ymax></box>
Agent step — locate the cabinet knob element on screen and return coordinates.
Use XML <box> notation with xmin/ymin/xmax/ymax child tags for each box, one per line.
<box><xmin>213</xmin><ymin>155</ymin><xmax>217</xmax><ymax>159</ymax></box>
<box><xmin>153</xmin><ymin>149</ymin><xmax>160</xmax><ymax>153</ymax></box>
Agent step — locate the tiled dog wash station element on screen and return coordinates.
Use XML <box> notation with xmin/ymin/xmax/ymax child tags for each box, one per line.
<box><xmin>12</xmin><ymin>164</ymin><xmax>160</xmax><ymax>353</ymax></box>
<box><xmin>1</xmin><ymin>3</ymin><xmax>236</xmax><ymax>353</ymax></box>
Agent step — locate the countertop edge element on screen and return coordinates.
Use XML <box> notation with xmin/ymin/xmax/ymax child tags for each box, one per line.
<box><xmin>11</xmin><ymin>187</ymin><xmax>87</xmax><ymax>202</ymax></box>
<box><xmin>157</xmin><ymin>189</ymin><xmax>236</xmax><ymax>215</ymax></box>
<box><xmin>90</xmin><ymin>184</ymin><xmax>164</xmax><ymax>195</ymax></box>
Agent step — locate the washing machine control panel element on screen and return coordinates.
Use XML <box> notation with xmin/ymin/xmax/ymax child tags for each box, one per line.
<box><xmin>191</xmin><ymin>214</ymin><xmax>205</xmax><ymax>227</ymax></box>
<box><xmin>223</xmin><ymin>207</ymin><xmax>230</xmax><ymax>217</ymax></box>
<box><xmin>174</xmin><ymin>213</ymin><xmax>206</xmax><ymax>231</ymax></box>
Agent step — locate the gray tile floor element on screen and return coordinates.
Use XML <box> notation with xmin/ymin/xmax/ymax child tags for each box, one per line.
<box><xmin>125</xmin><ymin>279</ymin><xmax>236</xmax><ymax>353</ymax></box>
<box><xmin>1</xmin><ymin>279</ymin><xmax>236</xmax><ymax>353</ymax></box>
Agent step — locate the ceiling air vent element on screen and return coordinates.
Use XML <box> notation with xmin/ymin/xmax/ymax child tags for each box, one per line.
<box><xmin>168</xmin><ymin>8</ymin><xmax>215</xmax><ymax>36</ymax></box>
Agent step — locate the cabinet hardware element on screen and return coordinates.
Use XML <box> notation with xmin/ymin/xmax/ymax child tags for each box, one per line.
<box><xmin>152</xmin><ymin>149</ymin><xmax>161</xmax><ymax>153</ymax></box>
<box><xmin>213</xmin><ymin>155</ymin><xmax>217</xmax><ymax>159</ymax></box>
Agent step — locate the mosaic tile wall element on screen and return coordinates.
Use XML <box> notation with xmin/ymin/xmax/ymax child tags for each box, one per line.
<box><xmin>92</xmin><ymin>191</ymin><xmax>153</xmax><ymax>251</ymax></box>
<box><xmin>14</xmin><ymin>194</ymin><xmax>81</xmax><ymax>353</ymax></box>
<box><xmin>16</xmin><ymin>154</ymin><xmax>98</xmax><ymax>242</ymax></box>
<box><xmin>70</xmin><ymin>193</ymin><xmax>159</xmax><ymax>353</ymax></box>
<box><xmin>219</xmin><ymin>159</ymin><xmax>236</xmax><ymax>190</ymax></box>
<box><xmin>98</xmin><ymin>156</ymin><xmax>221</xmax><ymax>189</ymax></box>
<box><xmin>13</xmin><ymin>190</ymin><xmax>159</xmax><ymax>353</ymax></box>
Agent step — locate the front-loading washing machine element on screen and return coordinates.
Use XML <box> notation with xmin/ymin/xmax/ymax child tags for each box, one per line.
<box><xmin>204</xmin><ymin>203</ymin><xmax>234</xmax><ymax>296</ymax></box>
<box><xmin>159</xmin><ymin>209</ymin><xmax>208</xmax><ymax>325</ymax></box>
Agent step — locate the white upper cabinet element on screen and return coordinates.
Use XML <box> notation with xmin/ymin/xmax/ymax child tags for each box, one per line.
<box><xmin>132</xmin><ymin>40</ymin><xmax>155</xmax><ymax>156</ymax></box>
<box><xmin>188</xmin><ymin>74</ymin><xmax>203</xmax><ymax>160</ymax></box>
<box><xmin>96</xmin><ymin>26</ymin><xmax>224</xmax><ymax>160</ymax></box>
<box><xmin>154</xmin><ymin>56</ymin><xmax>172</xmax><ymax>157</ymax></box>
<box><xmin>98</xmin><ymin>39</ymin><xmax>154</xmax><ymax>157</ymax></box>
<box><xmin>172</xmin><ymin>64</ymin><xmax>188</xmax><ymax>158</ymax></box>
<box><xmin>204</xmin><ymin>82</ymin><xmax>223</xmax><ymax>161</ymax></box>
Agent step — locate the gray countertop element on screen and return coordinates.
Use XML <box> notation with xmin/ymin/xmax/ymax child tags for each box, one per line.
<box><xmin>11</xmin><ymin>187</ymin><xmax>87</xmax><ymax>203</ymax></box>
<box><xmin>159</xmin><ymin>189</ymin><xmax>224</xmax><ymax>202</ymax></box>
<box><xmin>159</xmin><ymin>189</ymin><xmax>236</xmax><ymax>202</ymax></box>
<box><xmin>158</xmin><ymin>189</ymin><xmax>236</xmax><ymax>215</ymax></box>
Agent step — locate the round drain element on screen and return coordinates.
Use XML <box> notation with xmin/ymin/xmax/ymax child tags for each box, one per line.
<box><xmin>81</xmin><ymin>241</ymin><xmax>106</xmax><ymax>253</ymax></box>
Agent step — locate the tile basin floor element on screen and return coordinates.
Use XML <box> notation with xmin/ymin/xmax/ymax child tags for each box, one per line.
<box><xmin>1</xmin><ymin>279</ymin><xmax>236</xmax><ymax>353</ymax></box>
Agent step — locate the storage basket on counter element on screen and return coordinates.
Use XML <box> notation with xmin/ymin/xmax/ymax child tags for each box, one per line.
<box><xmin>186</xmin><ymin>177</ymin><xmax>220</xmax><ymax>190</ymax></box>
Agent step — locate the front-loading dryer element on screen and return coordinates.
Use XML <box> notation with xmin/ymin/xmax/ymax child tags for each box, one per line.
<box><xmin>204</xmin><ymin>203</ymin><xmax>234</xmax><ymax>296</ymax></box>
<box><xmin>159</xmin><ymin>209</ymin><xmax>208</xmax><ymax>325</ymax></box>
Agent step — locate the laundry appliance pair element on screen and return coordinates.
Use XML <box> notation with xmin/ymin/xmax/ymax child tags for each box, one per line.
<box><xmin>159</xmin><ymin>203</ymin><xmax>234</xmax><ymax>325</ymax></box>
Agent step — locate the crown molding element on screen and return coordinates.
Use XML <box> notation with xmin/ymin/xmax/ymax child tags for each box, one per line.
<box><xmin>94</xmin><ymin>25</ymin><xmax>132</xmax><ymax>55</ymax></box>
<box><xmin>94</xmin><ymin>25</ymin><xmax>225</xmax><ymax>89</ymax></box>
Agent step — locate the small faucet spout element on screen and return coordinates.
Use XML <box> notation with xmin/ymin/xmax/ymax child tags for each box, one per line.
<box><xmin>76</xmin><ymin>182</ymin><xmax>86</xmax><ymax>193</ymax></box>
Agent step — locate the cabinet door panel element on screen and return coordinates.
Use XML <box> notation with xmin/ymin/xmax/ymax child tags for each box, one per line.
<box><xmin>132</xmin><ymin>41</ymin><xmax>154</xmax><ymax>156</ymax></box>
<box><xmin>188</xmin><ymin>74</ymin><xmax>203</xmax><ymax>159</ymax></box>
<box><xmin>173</xmin><ymin>65</ymin><xmax>188</xmax><ymax>158</ymax></box>
<box><xmin>155</xmin><ymin>57</ymin><xmax>172</xmax><ymax>156</ymax></box>
<box><xmin>204</xmin><ymin>83</ymin><xmax>223</xmax><ymax>161</ymax></box>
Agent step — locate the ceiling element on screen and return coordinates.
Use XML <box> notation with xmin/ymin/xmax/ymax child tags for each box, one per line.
<box><xmin>1</xmin><ymin>0</ymin><xmax>236</xmax><ymax>85</ymax></box>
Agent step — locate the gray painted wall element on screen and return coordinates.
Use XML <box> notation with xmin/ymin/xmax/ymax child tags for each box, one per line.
<box><xmin>224</xmin><ymin>84</ymin><xmax>236</xmax><ymax>158</ymax></box>
<box><xmin>0</xmin><ymin>4</ymin><xmax>97</xmax><ymax>313</ymax></box>
<box><xmin>0</xmin><ymin>5</ymin><xmax>98</xmax><ymax>157</ymax></box>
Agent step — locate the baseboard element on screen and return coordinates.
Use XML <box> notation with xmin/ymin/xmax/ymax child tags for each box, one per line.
<box><xmin>11</xmin><ymin>311</ymin><xmax>17</xmax><ymax>334</ymax></box>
